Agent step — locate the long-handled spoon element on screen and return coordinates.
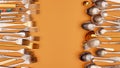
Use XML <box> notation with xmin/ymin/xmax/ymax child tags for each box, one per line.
<box><xmin>96</xmin><ymin>49</ymin><xmax>120</xmax><ymax>56</ymax></box>
<box><xmin>87</xmin><ymin>6</ymin><xmax>120</xmax><ymax>16</ymax></box>
<box><xmin>100</xmin><ymin>11</ymin><xmax>120</xmax><ymax>18</ymax></box>
<box><xmin>92</xmin><ymin>14</ymin><xmax>120</xmax><ymax>25</ymax></box>
<box><xmin>95</xmin><ymin>0</ymin><xmax>120</xmax><ymax>9</ymax></box>
<box><xmin>79</xmin><ymin>52</ymin><xmax>114</xmax><ymax>63</ymax></box>
<box><xmin>83</xmin><ymin>38</ymin><xmax>120</xmax><ymax>50</ymax></box>
<box><xmin>96</xmin><ymin>28</ymin><xmax>120</xmax><ymax>35</ymax></box>
<box><xmin>81</xmin><ymin>21</ymin><xmax>120</xmax><ymax>31</ymax></box>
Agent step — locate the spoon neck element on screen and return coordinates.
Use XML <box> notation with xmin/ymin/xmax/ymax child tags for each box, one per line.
<box><xmin>107</xmin><ymin>30</ymin><xmax>120</xmax><ymax>32</ymax></box>
<box><xmin>93</xmin><ymin>59</ymin><xmax>114</xmax><ymax>63</ymax></box>
<box><xmin>108</xmin><ymin>0</ymin><xmax>120</xmax><ymax>3</ymax></box>
<box><xmin>107</xmin><ymin>52</ymin><xmax>120</xmax><ymax>54</ymax></box>
<box><xmin>106</xmin><ymin>8</ymin><xmax>120</xmax><ymax>11</ymax></box>
<box><xmin>102</xmin><ymin>42</ymin><xmax>120</xmax><ymax>44</ymax></box>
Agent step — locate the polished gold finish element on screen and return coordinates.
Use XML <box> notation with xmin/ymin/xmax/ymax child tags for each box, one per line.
<box><xmin>83</xmin><ymin>1</ymin><xmax>91</xmax><ymax>6</ymax></box>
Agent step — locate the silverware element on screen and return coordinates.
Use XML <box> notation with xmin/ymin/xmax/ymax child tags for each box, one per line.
<box><xmin>87</xmin><ymin>6</ymin><xmax>120</xmax><ymax>16</ymax></box>
<box><xmin>81</xmin><ymin>21</ymin><xmax>120</xmax><ymax>31</ymax></box>
<box><xmin>96</xmin><ymin>49</ymin><xmax>120</xmax><ymax>57</ymax></box>
<box><xmin>79</xmin><ymin>52</ymin><xmax>114</xmax><ymax>63</ymax></box>
<box><xmin>95</xmin><ymin>0</ymin><xmax>120</xmax><ymax>9</ymax></box>
<box><xmin>83</xmin><ymin>38</ymin><xmax>120</xmax><ymax>50</ymax></box>
<box><xmin>92</xmin><ymin>14</ymin><xmax>120</xmax><ymax>25</ymax></box>
<box><xmin>96</xmin><ymin>28</ymin><xmax>120</xmax><ymax>35</ymax></box>
<box><xmin>0</xmin><ymin>49</ymin><xmax>25</xmax><ymax>54</ymax></box>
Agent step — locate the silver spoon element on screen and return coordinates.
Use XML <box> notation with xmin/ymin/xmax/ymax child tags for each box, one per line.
<box><xmin>96</xmin><ymin>28</ymin><xmax>120</xmax><ymax>35</ymax></box>
<box><xmin>100</xmin><ymin>11</ymin><xmax>120</xmax><ymax>18</ymax></box>
<box><xmin>87</xmin><ymin>6</ymin><xmax>120</xmax><ymax>16</ymax></box>
<box><xmin>92</xmin><ymin>14</ymin><xmax>120</xmax><ymax>25</ymax></box>
<box><xmin>96</xmin><ymin>49</ymin><xmax>120</xmax><ymax>57</ymax></box>
<box><xmin>80</xmin><ymin>52</ymin><xmax>114</xmax><ymax>63</ymax></box>
<box><xmin>92</xmin><ymin>0</ymin><xmax>120</xmax><ymax>3</ymax></box>
<box><xmin>84</xmin><ymin>38</ymin><xmax>120</xmax><ymax>50</ymax></box>
<box><xmin>95</xmin><ymin>0</ymin><xmax>120</xmax><ymax>9</ymax></box>
<box><xmin>81</xmin><ymin>21</ymin><xmax>120</xmax><ymax>31</ymax></box>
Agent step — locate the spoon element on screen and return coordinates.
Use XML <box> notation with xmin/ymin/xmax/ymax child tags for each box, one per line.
<box><xmin>95</xmin><ymin>0</ymin><xmax>120</xmax><ymax>9</ymax></box>
<box><xmin>81</xmin><ymin>21</ymin><xmax>120</xmax><ymax>31</ymax></box>
<box><xmin>96</xmin><ymin>49</ymin><xmax>120</xmax><ymax>56</ymax></box>
<box><xmin>92</xmin><ymin>14</ymin><xmax>120</xmax><ymax>25</ymax></box>
<box><xmin>96</xmin><ymin>28</ymin><xmax>120</xmax><ymax>35</ymax></box>
<box><xmin>87</xmin><ymin>6</ymin><xmax>120</xmax><ymax>16</ymax></box>
<box><xmin>79</xmin><ymin>52</ymin><xmax>114</xmax><ymax>63</ymax></box>
<box><xmin>100</xmin><ymin>11</ymin><xmax>120</xmax><ymax>18</ymax></box>
<box><xmin>83</xmin><ymin>38</ymin><xmax>120</xmax><ymax>50</ymax></box>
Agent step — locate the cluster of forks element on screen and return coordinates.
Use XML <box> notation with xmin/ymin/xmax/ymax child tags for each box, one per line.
<box><xmin>0</xmin><ymin>0</ymin><xmax>40</xmax><ymax>68</ymax></box>
<box><xmin>80</xmin><ymin>0</ymin><xmax>120</xmax><ymax>68</ymax></box>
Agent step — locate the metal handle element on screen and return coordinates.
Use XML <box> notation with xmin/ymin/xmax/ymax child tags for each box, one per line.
<box><xmin>0</xmin><ymin>59</ymin><xmax>17</xmax><ymax>65</ymax></box>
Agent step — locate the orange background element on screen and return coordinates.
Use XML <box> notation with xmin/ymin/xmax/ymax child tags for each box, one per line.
<box><xmin>32</xmin><ymin>0</ymin><xmax>86</xmax><ymax>68</ymax></box>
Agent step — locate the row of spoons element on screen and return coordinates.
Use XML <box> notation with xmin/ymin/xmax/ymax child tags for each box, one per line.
<box><xmin>80</xmin><ymin>0</ymin><xmax>120</xmax><ymax>68</ymax></box>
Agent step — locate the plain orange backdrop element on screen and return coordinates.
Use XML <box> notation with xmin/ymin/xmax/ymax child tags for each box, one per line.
<box><xmin>31</xmin><ymin>0</ymin><xmax>86</xmax><ymax>68</ymax></box>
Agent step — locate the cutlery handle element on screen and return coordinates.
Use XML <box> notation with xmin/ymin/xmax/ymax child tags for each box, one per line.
<box><xmin>109</xmin><ymin>0</ymin><xmax>120</xmax><ymax>3</ymax></box>
<box><xmin>0</xmin><ymin>4</ymin><xmax>16</xmax><ymax>8</ymax></box>
<box><xmin>93</xmin><ymin>59</ymin><xmax>114</xmax><ymax>63</ymax></box>
<box><xmin>0</xmin><ymin>59</ymin><xmax>17</xmax><ymax>65</ymax></box>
